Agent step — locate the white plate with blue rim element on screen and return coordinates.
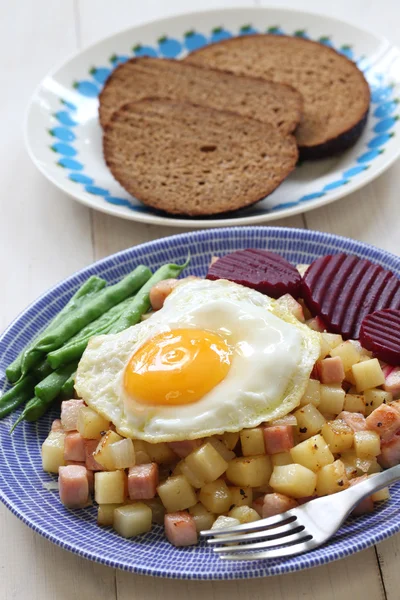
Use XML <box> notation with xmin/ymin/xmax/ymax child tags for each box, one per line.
<box><xmin>25</xmin><ymin>7</ymin><xmax>400</xmax><ymax>228</ymax></box>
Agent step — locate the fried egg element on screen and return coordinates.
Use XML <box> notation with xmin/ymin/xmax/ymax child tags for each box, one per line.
<box><xmin>75</xmin><ymin>279</ymin><xmax>320</xmax><ymax>442</ymax></box>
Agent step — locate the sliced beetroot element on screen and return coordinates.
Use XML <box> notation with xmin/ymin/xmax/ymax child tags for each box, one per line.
<box><xmin>301</xmin><ymin>253</ymin><xmax>400</xmax><ymax>339</ymax></box>
<box><xmin>360</xmin><ymin>309</ymin><xmax>400</xmax><ymax>365</ymax></box>
<box><xmin>206</xmin><ymin>249</ymin><xmax>301</xmax><ymax>298</ymax></box>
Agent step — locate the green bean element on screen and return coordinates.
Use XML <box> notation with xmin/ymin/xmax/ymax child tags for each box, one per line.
<box><xmin>31</xmin><ymin>359</ymin><xmax>53</xmax><ymax>381</ymax></box>
<box><xmin>34</xmin><ymin>362</ymin><xmax>78</xmax><ymax>405</ymax></box>
<box><xmin>61</xmin><ymin>371</ymin><xmax>76</xmax><ymax>398</ymax></box>
<box><xmin>0</xmin><ymin>376</ymin><xmax>36</xmax><ymax>419</ymax></box>
<box><xmin>7</xmin><ymin>275</ymin><xmax>106</xmax><ymax>383</ymax></box>
<box><xmin>36</xmin><ymin>266</ymin><xmax>152</xmax><ymax>353</ymax></box>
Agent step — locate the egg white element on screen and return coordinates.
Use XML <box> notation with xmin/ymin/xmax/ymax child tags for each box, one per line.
<box><xmin>75</xmin><ymin>279</ymin><xmax>320</xmax><ymax>442</ymax></box>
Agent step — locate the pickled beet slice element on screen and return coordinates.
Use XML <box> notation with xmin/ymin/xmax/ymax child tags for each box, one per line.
<box><xmin>206</xmin><ymin>249</ymin><xmax>301</xmax><ymax>298</ymax></box>
<box><xmin>360</xmin><ymin>309</ymin><xmax>400</xmax><ymax>365</ymax></box>
<box><xmin>301</xmin><ymin>253</ymin><xmax>400</xmax><ymax>339</ymax></box>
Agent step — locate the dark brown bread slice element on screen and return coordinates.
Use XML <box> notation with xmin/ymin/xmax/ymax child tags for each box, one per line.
<box><xmin>103</xmin><ymin>98</ymin><xmax>298</xmax><ymax>216</ymax></box>
<box><xmin>99</xmin><ymin>57</ymin><xmax>302</xmax><ymax>135</ymax></box>
<box><xmin>185</xmin><ymin>35</ymin><xmax>370</xmax><ymax>159</ymax></box>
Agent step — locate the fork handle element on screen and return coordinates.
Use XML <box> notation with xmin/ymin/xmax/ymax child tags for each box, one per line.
<box><xmin>344</xmin><ymin>463</ymin><xmax>400</xmax><ymax>508</ymax></box>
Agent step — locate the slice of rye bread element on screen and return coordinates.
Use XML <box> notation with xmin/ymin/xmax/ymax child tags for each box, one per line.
<box><xmin>185</xmin><ymin>34</ymin><xmax>370</xmax><ymax>160</ymax></box>
<box><xmin>98</xmin><ymin>56</ymin><xmax>302</xmax><ymax>134</ymax></box>
<box><xmin>103</xmin><ymin>98</ymin><xmax>298</xmax><ymax>217</ymax></box>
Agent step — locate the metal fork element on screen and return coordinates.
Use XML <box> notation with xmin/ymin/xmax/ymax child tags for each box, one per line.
<box><xmin>201</xmin><ymin>464</ymin><xmax>400</xmax><ymax>561</ymax></box>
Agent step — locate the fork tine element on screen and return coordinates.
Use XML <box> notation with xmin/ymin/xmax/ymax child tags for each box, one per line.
<box><xmin>218</xmin><ymin>539</ymin><xmax>317</xmax><ymax>561</ymax></box>
<box><xmin>206</xmin><ymin>520</ymin><xmax>300</xmax><ymax>545</ymax></box>
<box><xmin>201</xmin><ymin>510</ymin><xmax>295</xmax><ymax>537</ymax></box>
<box><xmin>213</xmin><ymin>530</ymin><xmax>311</xmax><ymax>553</ymax></box>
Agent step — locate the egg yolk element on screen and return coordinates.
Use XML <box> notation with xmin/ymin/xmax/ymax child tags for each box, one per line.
<box><xmin>124</xmin><ymin>328</ymin><xmax>232</xmax><ymax>406</ymax></box>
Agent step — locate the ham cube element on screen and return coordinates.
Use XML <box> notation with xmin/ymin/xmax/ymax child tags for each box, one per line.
<box><xmin>263</xmin><ymin>425</ymin><xmax>294</xmax><ymax>454</ymax></box>
<box><xmin>383</xmin><ymin>366</ymin><xmax>400</xmax><ymax>398</ymax></box>
<box><xmin>167</xmin><ymin>439</ymin><xmax>202</xmax><ymax>459</ymax></box>
<box><xmin>64</xmin><ymin>462</ymin><xmax>94</xmax><ymax>493</ymax></box>
<box><xmin>262</xmin><ymin>493</ymin><xmax>298</xmax><ymax>518</ymax></box>
<box><xmin>366</xmin><ymin>404</ymin><xmax>400</xmax><ymax>442</ymax></box>
<box><xmin>317</xmin><ymin>356</ymin><xmax>345</xmax><ymax>384</ymax></box>
<box><xmin>61</xmin><ymin>400</ymin><xmax>85</xmax><ymax>431</ymax></box>
<box><xmin>64</xmin><ymin>432</ymin><xmax>86</xmax><ymax>463</ymax></box>
<box><xmin>164</xmin><ymin>512</ymin><xmax>198</xmax><ymax>546</ymax></box>
<box><xmin>379</xmin><ymin>434</ymin><xmax>400</xmax><ymax>468</ymax></box>
<box><xmin>51</xmin><ymin>419</ymin><xmax>63</xmax><ymax>432</ymax></box>
<box><xmin>128</xmin><ymin>463</ymin><xmax>159</xmax><ymax>500</ymax></box>
<box><xmin>59</xmin><ymin>465</ymin><xmax>89</xmax><ymax>508</ymax></box>
<box><xmin>337</xmin><ymin>411</ymin><xmax>367</xmax><ymax>432</ymax></box>
<box><xmin>84</xmin><ymin>439</ymin><xmax>106</xmax><ymax>471</ymax></box>
<box><xmin>348</xmin><ymin>475</ymin><xmax>374</xmax><ymax>515</ymax></box>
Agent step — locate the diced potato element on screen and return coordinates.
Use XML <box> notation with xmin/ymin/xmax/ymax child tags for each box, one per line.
<box><xmin>316</xmin><ymin>460</ymin><xmax>349</xmax><ymax>496</ymax></box>
<box><xmin>93</xmin><ymin>431</ymin><xmax>123</xmax><ymax>470</ymax></box>
<box><xmin>229</xmin><ymin>486</ymin><xmax>253</xmax><ymax>508</ymax></box>
<box><xmin>157</xmin><ymin>475</ymin><xmax>197</xmax><ymax>512</ymax></box>
<box><xmin>226</xmin><ymin>455</ymin><xmax>272</xmax><ymax>487</ymax></box>
<box><xmin>318</xmin><ymin>335</ymin><xmax>332</xmax><ymax>360</ymax></box>
<box><xmin>184</xmin><ymin>443</ymin><xmax>228</xmax><ymax>483</ymax></box>
<box><xmin>367</xmin><ymin>458</ymin><xmax>382</xmax><ymax>474</ymax></box>
<box><xmin>218</xmin><ymin>432</ymin><xmax>240</xmax><ymax>451</ymax></box>
<box><xmin>240</xmin><ymin>428</ymin><xmax>266</xmax><ymax>456</ymax></box>
<box><xmin>113</xmin><ymin>503</ymin><xmax>152</xmax><ymax>538</ymax></box>
<box><xmin>189</xmin><ymin>503</ymin><xmax>216</xmax><ymax>532</ymax></box>
<box><xmin>180</xmin><ymin>460</ymin><xmax>206</xmax><ymax>489</ymax></box>
<box><xmin>270</xmin><ymin>464</ymin><xmax>317</xmax><ymax>498</ymax></box>
<box><xmin>133</xmin><ymin>440</ymin><xmax>151</xmax><ymax>465</ymax></box>
<box><xmin>344</xmin><ymin>369</ymin><xmax>357</xmax><ymax>386</ymax></box>
<box><xmin>276</xmin><ymin>294</ymin><xmax>305</xmax><ymax>322</ymax></box>
<box><xmin>321</xmin><ymin>420</ymin><xmax>354</xmax><ymax>453</ymax></box>
<box><xmin>142</xmin><ymin>497</ymin><xmax>166</xmax><ymax>525</ymax></box>
<box><xmin>199</xmin><ymin>479</ymin><xmax>232</xmax><ymax>514</ymax></box>
<box><xmin>321</xmin><ymin>332</ymin><xmax>343</xmax><ymax>350</ymax></box>
<box><xmin>94</xmin><ymin>470</ymin><xmax>127</xmax><ymax>504</ymax></box>
<box><xmin>371</xmin><ymin>487</ymin><xmax>390</xmax><ymax>502</ymax></box>
<box><xmin>290</xmin><ymin>434</ymin><xmax>334</xmax><ymax>472</ymax></box>
<box><xmin>228</xmin><ymin>506</ymin><xmax>260</xmax><ymax>524</ymax></box>
<box><xmin>352</xmin><ymin>359</ymin><xmax>385</xmax><ymax>392</ymax></box>
<box><xmin>354</xmin><ymin>430</ymin><xmax>381</xmax><ymax>458</ymax></box>
<box><xmin>271</xmin><ymin>452</ymin><xmax>293</xmax><ymax>466</ymax></box>
<box><xmin>42</xmin><ymin>431</ymin><xmax>66</xmax><ymax>473</ymax></box>
<box><xmin>294</xmin><ymin>404</ymin><xmax>326</xmax><ymax>441</ymax></box>
<box><xmin>364</xmin><ymin>389</ymin><xmax>393</xmax><ymax>416</ymax></box>
<box><xmin>319</xmin><ymin>385</ymin><xmax>345</xmax><ymax>416</ymax></box>
<box><xmin>97</xmin><ymin>503</ymin><xmax>122</xmax><ymax>526</ymax></box>
<box><xmin>211</xmin><ymin>515</ymin><xmax>240</xmax><ymax>530</ymax></box>
<box><xmin>207</xmin><ymin>437</ymin><xmax>235</xmax><ymax>462</ymax></box>
<box><xmin>109</xmin><ymin>438</ymin><xmax>136</xmax><ymax>469</ymax></box>
<box><xmin>77</xmin><ymin>406</ymin><xmax>109</xmax><ymax>439</ymax></box>
<box><xmin>330</xmin><ymin>341</ymin><xmax>361</xmax><ymax>371</ymax></box>
<box><xmin>143</xmin><ymin>441</ymin><xmax>177</xmax><ymax>464</ymax></box>
<box><xmin>299</xmin><ymin>379</ymin><xmax>321</xmax><ymax>407</ymax></box>
<box><xmin>343</xmin><ymin>393</ymin><xmax>366</xmax><ymax>415</ymax></box>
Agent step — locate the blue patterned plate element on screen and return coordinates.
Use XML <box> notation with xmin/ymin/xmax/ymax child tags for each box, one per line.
<box><xmin>1</xmin><ymin>227</ymin><xmax>400</xmax><ymax>578</ymax></box>
<box><xmin>25</xmin><ymin>8</ymin><xmax>400</xmax><ymax>227</ymax></box>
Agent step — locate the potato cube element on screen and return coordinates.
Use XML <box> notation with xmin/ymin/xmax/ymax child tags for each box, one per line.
<box><xmin>290</xmin><ymin>435</ymin><xmax>334</xmax><ymax>472</ymax></box>
<box><xmin>94</xmin><ymin>470</ymin><xmax>126</xmax><ymax>504</ymax></box>
<box><xmin>93</xmin><ymin>431</ymin><xmax>123</xmax><ymax>470</ymax></box>
<box><xmin>271</xmin><ymin>452</ymin><xmax>293</xmax><ymax>466</ymax></box>
<box><xmin>321</xmin><ymin>332</ymin><xmax>343</xmax><ymax>350</ymax></box>
<box><xmin>109</xmin><ymin>438</ymin><xmax>136</xmax><ymax>469</ymax></box>
<box><xmin>316</xmin><ymin>460</ymin><xmax>349</xmax><ymax>496</ymax></box>
<box><xmin>157</xmin><ymin>475</ymin><xmax>197</xmax><ymax>512</ymax></box>
<box><xmin>240</xmin><ymin>428</ymin><xmax>265</xmax><ymax>456</ymax></box>
<box><xmin>142</xmin><ymin>497</ymin><xmax>166</xmax><ymax>525</ymax></box>
<box><xmin>226</xmin><ymin>455</ymin><xmax>272</xmax><ymax>487</ymax></box>
<box><xmin>77</xmin><ymin>406</ymin><xmax>109</xmax><ymax>439</ymax></box>
<box><xmin>343</xmin><ymin>393</ymin><xmax>366</xmax><ymax>415</ymax></box>
<box><xmin>229</xmin><ymin>486</ymin><xmax>253</xmax><ymax>508</ymax></box>
<box><xmin>294</xmin><ymin>404</ymin><xmax>326</xmax><ymax>440</ymax></box>
<box><xmin>42</xmin><ymin>431</ymin><xmax>66</xmax><ymax>473</ymax></box>
<box><xmin>189</xmin><ymin>503</ymin><xmax>216</xmax><ymax>532</ymax></box>
<box><xmin>269</xmin><ymin>464</ymin><xmax>317</xmax><ymax>498</ymax></box>
<box><xmin>276</xmin><ymin>293</ymin><xmax>305</xmax><ymax>322</ymax></box>
<box><xmin>321</xmin><ymin>420</ymin><xmax>354</xmax><ymax>453</ymax></box>
<box><xmin>199</xmin><ymin>479</ymin><xmax>232</xmax><ymax>514</ymax></box>
<box><xmin>319</xmin><ymin>385</ymin><xmax>345</xmax><ymax>416</ymax></box>
<box><xmin>113</xmin><ymin>503</ymin><xmax>152</xmax><ymax>538</ymax></box>
<box><xmin>352</xmin><ymin>359</ymin><xmax>385</xmax><ymax>392</ymax></box>
<box><xmin>228</xmin><ymin>506</ymin><xmax>260</xmax><ymax>524</ymax></box>
<box><xmin>133</xmin><ymin>440</ymin><xmax>151</xmax><ymax>465</ymax></box>
<box><xmin>217</xmin><ymin>432</ymin><xmax>240</xmax><ymax>451</ymax></box>
<box><xmin>143</xmin><ymin>441</ymin><xmax>177</xmax><ymax>464</ymax></box>
<box><xmin>207</xmin><ymin>437</ymin><xmax>235</xmax><ymax>462</ymax></box>
<box><xmin>354</xmin><ymin>430</ymin><xmax>381</xmax><ymax>458</ymax></box>
<box><xmin>97</xmin><ymin>503</ymin><xmax>122</xmax><ymax>527</ymax></box>
<box><xmin>179</xmin><ymin>460</ymin><xmax>206</xmax><ymax>489</ymax></box>
<box><xmin>211</xmin><ymin>515</ymin><xmax>240</xmax><ymax>530</ymax></box>
<box><xmin>184</xmin><ymin>443</ymin><xmax>228</xmax><ymax>483</ymax></box>
<box><xmin>330</xmin><ymin>341</ymin><xmax>361</xmax><ymax>371</ymax></box>
<box><xmin>364</xmin><ymin>389</ymin><xmax>392</xmax><ymax>416</ymax></box>
<box><xmin>299</xmin><ymin>379</ymin><xmax>321</xmax><ymax>407</ymax></box>
<box><xmin>371</xmin><ymin>487</ymin><xmax>390</xmax><ymax>502</ymax></box>
<box><xmin>318</xmin><ymin>335</ymin><xmax>332</xmax><ymax>360</ymax></box>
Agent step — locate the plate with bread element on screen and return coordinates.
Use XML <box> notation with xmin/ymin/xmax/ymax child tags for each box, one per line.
<box><xmin>25</xmin><ymin>7</ymin><xmax>400</xmax><ymax>226</ymax></box>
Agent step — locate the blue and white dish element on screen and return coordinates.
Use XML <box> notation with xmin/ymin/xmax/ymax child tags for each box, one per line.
<box><xmin>25</xmin><ymin>8</ymin><xmax>400</xmax><ymax>228</ymax></box>
<box><xmin>1</xmin><ymin>226</ymin><xmax>400</xmax><ymax>578</ymax></box>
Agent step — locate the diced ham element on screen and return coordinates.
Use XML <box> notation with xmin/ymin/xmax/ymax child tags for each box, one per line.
<box><xmin>366</xmin><ymin>404</ymin><xmax>400</xmax><ymax>442</ymax></box>
<box><xmin>64</xmin><ymin>461</ymin><xmax>94</xmax><ymax>493</ymax></box>
<box><xmin>379</xmin><ymin>434</ymin><xmax>400</xmax><ymax>468</ymax></box>
<box><xmin>58</xmin><ymin>465</ymin><xmax>89</xmax><ymax>508</ymax></box>
<box><xmin>262</xmin><ymin>493</ymin><xmax>298</xmax><ymax>518</ymax></box>
<box><xmin>348</xmin><ymin>475</ymin><xmax>374</xmax><ymax>515</ymax></box>
<box><xmin>337</xmin><ymin>411</ymin><xmax>367</xmax><ymax>432</ymax></box>
<box><xmin>60</xmin><ymin>399</ymin><xmax>85</xmax><ymax>432</ymax></box>
<box><xmin>167</xmin><ymin>439</ymin><xmax>203</xmax><ymax>459</ymax></box>
<box><xmin>383</xmin><ymin>365</ymin><xmax>400</xmax><ymax>398</ymax></box>
<box><xmin>317</xmin><ymin>356</ymin><xmax>345</xmax><ymax>384</ymax></box>
<box><xmin>390</xmin><ymin>400</ymin><xmax>400</xmax><ymax>414</ymax></box>
<box><xmin>149</xmin><ymin>279</ymin><xmax>179</xmax><ymax>311</ymax></box>
<box><xmin>64</xmin><ymin>432</ymin><xmax>86</xmax><ymax>462</ymax></box>
<box><xmin>263</xmin><ymin>425</ymin><xmax>294</xmax><ymax>454</ymax></box>
<box><xmin>51</xmin><ymin>419</ymin><xmax>63</xmax><ymax>432</ymax></box>
<box><xmin>164</xmin><ymin>512</ymin><xmax>198</xmax><ymax>546</ymax></box>
<box><xmin>84</xmin><ymin>439</ymin><xmax>106</xmax><ymax>471</ymax></box>
<box><xmin>128</xmin><ymin>463</ymin><xmax>159</xmax><ymax>500</ymax></box>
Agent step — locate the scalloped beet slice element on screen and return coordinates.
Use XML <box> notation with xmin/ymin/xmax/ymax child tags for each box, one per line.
<box><xmin>360</xmin><ymin>309</ymin><xmax>400</xmax><ymax>365</ymax></box>
<box><xmin>301</xmin><ymin>253</ymin><xmax>400</xmax><ymax>339</ymax></box>
<box><xmin>206</xmin><ymin>249</ymin><xmax>301</xmax><ymax>298</ymax></box>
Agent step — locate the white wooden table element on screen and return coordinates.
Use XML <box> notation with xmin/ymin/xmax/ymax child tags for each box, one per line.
<box><xmin>1</xmin><ymin>0</ymin><xmax>399</xmax><ymax>597</ymax></box>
